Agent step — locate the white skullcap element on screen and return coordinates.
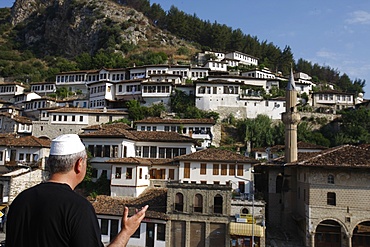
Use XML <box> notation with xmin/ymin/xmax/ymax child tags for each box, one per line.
<box><xmin>50</xmin><ymin>134</ymin><xmax>85</xmax><ymax>155</ymax></box>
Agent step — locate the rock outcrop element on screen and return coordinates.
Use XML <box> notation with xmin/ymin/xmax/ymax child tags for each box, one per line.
<box><xmin>9</xmin><ymin>0</ymin><xmax>192</xmax><ymax>58</ymax></box>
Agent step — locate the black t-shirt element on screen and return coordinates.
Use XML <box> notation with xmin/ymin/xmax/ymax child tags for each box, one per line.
<box><xmin>6</xmin><ymin>182</ymin><xmax>104</xmax><ymax>247</ymax></box>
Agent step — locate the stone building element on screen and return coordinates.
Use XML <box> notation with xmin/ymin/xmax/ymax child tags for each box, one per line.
<box><xmin>255</xmin><ymin>68</ymin><xmax>370</xmax><ymax>247</ymax></box>
<box><xmin>166</xmin><ymin>182</ymin><xmax>231</xmax><ymax>247</ymax></box>
<box><xmin>93</xmin><ymin>182</ymin><xmax>234</xmax><ymax>247</ymax></box>
<box><xmin>32</xmin><ymin>107</ymin><xmax>128</xmax><ymax>139</ymax></box>
<box><xmin>258</xmin><ymin>145</ymin><xmax>370</xmax><ymax>247</ymax></box>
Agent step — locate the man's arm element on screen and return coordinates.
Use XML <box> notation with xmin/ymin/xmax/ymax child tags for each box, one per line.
<box><xmin>108</xmin><ymin>205</ymin><xmax>148</xmax><ymax>247</ymax></box>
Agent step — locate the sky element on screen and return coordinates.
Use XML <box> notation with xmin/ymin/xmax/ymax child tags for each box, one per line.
<box><xmin>1</xmin><ymin>0</ymin><xmax>370</xmax><ymax>96</ymax></box>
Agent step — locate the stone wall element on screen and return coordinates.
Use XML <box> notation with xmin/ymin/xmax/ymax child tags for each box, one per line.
<box><xmin>166</xmin><ymin>183</ymin><xmax>231</xmax><ymax>247</ymax></box>
<box><xmin>9</xmin><ymin>169</ymin><xmax>47</xmax><ymax>204</ymax></box>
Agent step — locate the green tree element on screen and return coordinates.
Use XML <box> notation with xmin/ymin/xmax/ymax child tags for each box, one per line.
<box><xmin>237</xmin><ymin>115</ymin><xmax>275</xmax><ymax>149</ymax></box>
<box><xmin>339</xmin><ymin>107</ymin><xmax>370</xmax><ymax>144</ymax></box>
<box><xmin>126</xmin><ymin>100</ymin><xmax>146</xmax><ymax>121</ymax></box>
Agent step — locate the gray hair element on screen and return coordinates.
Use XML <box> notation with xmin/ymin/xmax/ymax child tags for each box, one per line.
<box><xmin>47</xmin><ymin>150</ymin><xmax>87</xmax><ymax>174</ymax></box>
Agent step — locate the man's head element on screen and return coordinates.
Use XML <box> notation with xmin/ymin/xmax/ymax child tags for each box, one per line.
<box><xmin>47</xmin><ymin>134</ymin><xmax>86</xmax><ymax>175</ymax></box>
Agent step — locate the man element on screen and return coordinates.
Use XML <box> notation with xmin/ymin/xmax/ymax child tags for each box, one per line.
<box><xmin>6</xmin><ymin>134</ymin><xmax>148</xmax><ymax>247</ymax></box>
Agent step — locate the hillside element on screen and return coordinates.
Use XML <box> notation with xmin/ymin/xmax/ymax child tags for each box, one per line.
<box><xmin>10</xmin><ymin>0</ymin><xmax>197</xmax><ymax>58</ymax></box>
<box><xmin>0</xmin><ymin>0</ymin><xmax>198</xmax><ymax>83</ymax></box>
<box><xmin>0</xmin><ymin>0</ymin><xmax>365</xmax><ymax>95</ymax></box>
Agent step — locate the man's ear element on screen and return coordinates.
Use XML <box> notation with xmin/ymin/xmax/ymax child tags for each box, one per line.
<box><xmin>74</xmin><ymin>158</ymin><xmax>84</xmax><ymax>174</ymax></box>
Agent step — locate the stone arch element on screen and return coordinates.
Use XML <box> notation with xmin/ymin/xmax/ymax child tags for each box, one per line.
<box><xmin>351</xmin><ymin>220</ymin><xmax>370</xmax><ymax>247</ymax></box>
<box><xmin>213</xmin><ymin>194</ymin><xmax>223</xmax><ymax>214</ymax></box>
<box><xmin>175</xmin><ymin>192</ymin><xmax>184</xmax><ymax>212</ymax></box>
<box><xmin>313</xmin><ymin>218</ymin><xmax>349</xmax><ymax>247</ymax></box>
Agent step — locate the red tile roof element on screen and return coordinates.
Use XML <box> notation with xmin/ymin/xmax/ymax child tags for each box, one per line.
<box><xmin>91</xmin><ymin>188</ymin><xmax>168</xmax><ymax>219</ymax></box>
<box><xmin>134</xmin><ymin>117</ymin><xmax>215</xmax><ymax>125</ymax></box>
<box><xmin>80</xmin><ymin>128</ymin><xmax>197</xmax><ymax>143</ymax></box>
<box><xmin>174</xmin><ymin>148</ymin><xmax>259</xmax><ymax>163</ymax></box>
<box><xmin>0</xmin><ymin>134</ymin><xmax>50</xmax><ymax>147</ymax></box>
<box><xmin>272</xmin><ymin>145</ymin><xmax>370</xmax><ymax>168</ymax></box>
<box><xmin>48</xmin><ymin>107</ymin><xmax>127</xmax><ymax>115</ymax></box>
<box><xmin>0</xmin><ymin>113</ymin><xmax>32</xmax><ymax>124</ymax></box>
<box><xmin>82</xmin><ymin>123</ymin><xmax>133</xmax><ymax>131</ymax></box>
<box><xmin>106</xmin><ymin>157</ymin><xmax>175</xmax><ymax>166</ymax></box>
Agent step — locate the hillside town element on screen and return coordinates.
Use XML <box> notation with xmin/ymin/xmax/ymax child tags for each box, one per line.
<box><xmin>0</xmin><ymin>50</ymin><xmax>369</xmax><ymax>247</ymax></box>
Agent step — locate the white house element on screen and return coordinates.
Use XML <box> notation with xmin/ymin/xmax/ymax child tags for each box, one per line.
<box><xmin>55</xmin><ymin>70</ymin><xmax>90</xmax><ymax>94</ymax></box>
<box><xmin>13</xmin><ymin>92</ymin><xmax>41</xmax><ymax>108</ymax></box>
<box><xmin>141</xmin><ymin>81</ymin><xmax>173</xmax><ymax>107</ymax></box>
<box><xmin>30</xmin><ymin>82</ymin><xmax>56</xmax><ymax>95</ymax></box>
<box><xmin>195</xmin><ymin>79</ymin><xmax>241</xmax><ymax>112</ymax></box>
<box><xmin>203</xmin><ymin>60</ymin><xmax>228</xmax><ymax>72</ymax></box>
<box><xmin>242</xmin><ymin>68</ymin><xmax>276</xmax><ymax>79</ymax></box>
<box><xmin>0</xmin><ymin>134</ymin><xmax>50</xmax><ymax>168</ymax></box>
<box><xmin>0</xmin><ymin>113</ymin><xmax>32</xmax><ymax>135</ymax></box>
<box><xmin>134</xmin><ymin>117</ymin><xmax>216</xmax><ymax>148</ymax></box>
<box><xmin>0</xmin><ymin>82</ymin><xmax>26</xmax><ymax>102</ymax></box>
<box><xmin>108</xmin><ymin>157</ymin><xmax>151</xmax><ymax>197</ymax></box>
<box><xmin>243</xmin><ymin>97</ymin><xmax>286</xmax><ymax>120</ymax></box>
<box><xmin>294</xmin><ymin>72</ymin><xmax>316</xmax><ymax>95</ymax></box>
<box><xmin>311</xmin><ymin>90</ymin><xmax>355</xmax><ymax>113</ymax></box>
<box><xmin>88</xmin><ymin>80</ymin><xmax>115</xmax><ymax>109</ymax></box>
<box><xmin>175</xmin><ymin>148</ymin><xmax>260</xmax><ymax>196</ymax></box>
<box><xmin>225</xmin><ymin>51</ymin><xmax>258</xmax><ymax>66</ymax></box>
<box><xmin>115</xmin><ymin>78</ymin><xmax>143</xmax><ymax>102</ymax></box>
<box><xmin>79</xmin><ymin>124</ymin><xmax>197</xmax><ymax>189</ymax></box>
<box><xmin>23</xmin><ymin>97</ymin><xmax>57</xmax><ymax>120</ymax></box>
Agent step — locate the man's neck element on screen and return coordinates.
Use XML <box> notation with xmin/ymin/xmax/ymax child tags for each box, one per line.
<box><xmin>48</xmin><ymin>174</ymin><xmax>77</xmax><ymax>190</ymax></box>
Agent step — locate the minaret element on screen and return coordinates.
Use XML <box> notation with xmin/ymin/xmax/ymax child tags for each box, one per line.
<box><xmin>282</xmin><ymin>68</ymin><xmax>300</xmax><ymax>162</ymax></box>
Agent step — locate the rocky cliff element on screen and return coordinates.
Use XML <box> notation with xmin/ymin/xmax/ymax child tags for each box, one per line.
<box><xmin>9</xmin><ymin>0</ymin><xmax>192</xmax><ymax>58</ymax></box>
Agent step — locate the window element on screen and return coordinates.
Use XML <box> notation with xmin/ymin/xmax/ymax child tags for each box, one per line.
<box><xmin>214</xmin><ymin>195</ymin><xmax>223</xmax><ymax>214</ymax></box>
<box><xmin>79</xmin><ymin>116</ymin><xmax>83</xmax><ymax>122</ymax></box>
<box><xmin>327</xmin><ymin>192</ymin><xmax>336</xmax><ymax>206</ymax></box>
<box><xmin>184</xmin><ymin>163</ymin><xmax>190</xmax><ymax>178</ymax></box>
<box><xmin>328</xmin><ymin>174</ymin><xmax>335</xmax><ymax>184</ymax></box>
<box><xmin>221</xmin><ymin>164</ymin><xmax>227</xmax><ymax>175</ymax></box>
<box><xmin>150</xmin><ymin>146</ymin><xmax>156</xmax><ymax>158</ymax></box>
<box><xmin>143</xmin><ymin>146</ymin><xmax>149</xmax><ymax>158</ymax></box>
<box><xmin>139</xmin><ymin>168</ymin><xmax>142</xmax><ymax>179</ymax></box>
<box><xmin>169</xmin><ymin>169</ymin><xmax>175</xmax><ymax>180</ymax></box>
<box><xmin>229</xmin><ymin>164</ymin><xmax>235</xmax><ymax>176</ymax></box>
<box><xmin>126</xmin><ymin>168</ymin><xmax>133</xmax><ymax>179</ymax></box>
<box><xmin>237</xmin><ymin>165</ymin><xmax>243</xmax><ymax>176</ymax></box>
<box><xmin>0</xmin><ymin>152</ymin><xmax>3</xmax><ymax>161</ymax></box>
<box><xmin>175</xmin><ymin>193</ymin><xmax>184</xmax><ymax>212</ymax></box>
<box><xmin>115</xmin><ymin>167</ymin><xmax>121</xmax><ymax>179</ymax></box>
<box><xmin>159</xmin><ymin>148</ymin><xmax>165</xmax><ymax>158</ymax></box>
<box><xmin>213</xmin><ymin>164</ymin><xmax>219</xmax><ymax>175</ymax></box>
<box><xmin>157</xmin><ymin>224</ymin><xmax>166</xmax><ymax>241</ymax></box>
<box><xmin>100</xmin><ymin>219</ymin><xmax>109</xmax><ymax>235</ymax></box>
<box><xmin>96</xmin><ymin>145</ymin><xmax>102</xmax><ymax>157</ymax></box>
<box><xmin>104</xmin><ymin>145</ymin><xmax>110</xmax><ymax>157</ymax></box>
<box><xmin>19</xmin><ymin>153</ymin><xmax>24</xmax><ymax>160</ymax></box>
<box><xmin>88</xmin><ymin>145</ymin><xmax>94</xmax><ymax>156</ymax></box>
<box><xmin>200</xmin><ymin>163</ymin><xmax>206</xmax><ymax>175</ymax></box>
<box><xmin>194</xmin><ymin>194</ymin><xmax>203</xmax><ymax>213</ymax></box>
<box><xmin>96</xmin><ymin>116</ymin><xmax>100</xmax><ymax>122</ymax></box>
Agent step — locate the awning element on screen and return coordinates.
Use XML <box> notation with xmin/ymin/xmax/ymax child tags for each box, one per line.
<box><xmin>0</xmin><ymin>205</ymin><xmax>7</xmax><ymax>211</ymax></box>
<box><xmin>229</xmin><ymin>222</ymin><xmax>264</xmax><ymax>237</ymax></box>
